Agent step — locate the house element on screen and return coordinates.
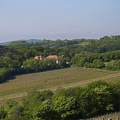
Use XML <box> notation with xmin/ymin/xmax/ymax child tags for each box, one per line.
<box><xmin>34</xmin><ymin>55</ymin><xmax>60</xmax><ymax>60</ymax></box>
<box><xmin>46</xmin><ymin>55</ymin><xmax>60</xmax><ymax>64</ymax></box>
<box><xmin>34</xmin><ymin>55</ymin><xmax>61</xmax><ymax>64</ymax></box>
<box><xmin>34</xmin><ymin>55</ymin><xmax>44</xmax><ymax>60</ymax></box>
<box><xmin>46</xmin><ymin>55</ymin><xmax>60</xmax><ymax>59</ymax></box>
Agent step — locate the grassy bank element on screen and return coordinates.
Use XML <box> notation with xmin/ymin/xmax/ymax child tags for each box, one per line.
<box><xmin>0</xmin><ymin>67</ymin><xmax>120</xmax><ymax>104</ymax></box>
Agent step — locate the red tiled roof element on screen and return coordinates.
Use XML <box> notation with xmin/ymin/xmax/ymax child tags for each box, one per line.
<box><xmin>46</xmin><ymin>55</ymin><xmax>60</xmax><ymax>59</ymax></box>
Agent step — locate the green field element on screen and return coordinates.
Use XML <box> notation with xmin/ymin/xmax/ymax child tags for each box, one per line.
<box><xmin>0</xmin><ymin>67</ymin><xmax>120</xmax><ymax>105</ymax></box>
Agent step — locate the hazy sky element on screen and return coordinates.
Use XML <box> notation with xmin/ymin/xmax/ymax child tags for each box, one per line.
<box><xmin>0</xmin><ymin>0</ymin><xmax>120</xmax><ymax>42</ymax></box>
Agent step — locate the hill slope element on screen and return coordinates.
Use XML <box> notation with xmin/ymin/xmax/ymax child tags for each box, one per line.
<box><xmin>0</xmin><ymin>67</ymin><xmax>120</xmax><ymax>105</ymax></box>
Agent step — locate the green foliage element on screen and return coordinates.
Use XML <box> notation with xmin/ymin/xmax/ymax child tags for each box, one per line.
<box><xmin>106</xmin><ymin>60</ymin><xmax>120</xmax><ymax>70</ymax></box>
<box><xmin>0</xmin><ymin>68</ymin><xmax>11</xmax><ymax>83</ymax></box>
<box><xmin>23</xmin><ymin>59</ymin><xmax>40</xmax><ymax>73</ymax></box>
<box><xmin>0</xmin><ymin>106</ymin><xmax>7</xmax><ymax>119</ymax></box>
<box><xmin>8</xmin><ymin>105</ymin><xmax>25</xmax><ymax>120</ymax></box>
<box><xmin>22</xmin><ymin>90</ymin><xmax>54</xmax><ymax>119</ymax></box>
<box><xmin>23</xmin><ymin>90</ymin><xmax>53</xmax><ymax>107</ymax></box>
<box><xmin>83</xmin><ymin>81</ymin><xmax>117</xmax><ymax>117</ymax></box>
<box><xmin>0</xmin><ymin>80</ymin><xmax>120</xmax><ymax>119</ymax></box>
<box><xmin>54</xmin><ymin>87</ymin><xmax>84</xmax><ymax>99</ymax></box>
<box><xmin>33</xmin><ymin>103</ymin><xmax>58</xmax><ymax>120</ymax></box>
<box><xmin>54</xmin><ymin>96</ymin><xmax>80</xmax><ymax>119</ymax></box>
<box><xmin>8</xmin><ymin>39</ymin><xmax>85</xmax><ymax>47</ymax></box>
<box><xmin>72</xmin><ymin>49</ymin><xmax>120</xmax><ymax>70</ymax></box>
<box><xmin>92</xmin><ymin>59</ymin><xmax>105</xmax><ymax>68</ymax></box>
<box><xmin>23</xmin><ymin>57</ymin><xmax>68</xmax><ymax>73</ymax></box>
<box><xmin>1</xmin><ymin>35</ymin><xmax>120</xmax><ymax>83</ymax></box>
<box><xmin>5</xmin><ymin>99</ymin><xmax>18</xmax><ymax>111</ymax></box>
<box><xmin>1</xmin><ymin>35</ymin><xmax>120</xmax><ymax>119</ymax></box>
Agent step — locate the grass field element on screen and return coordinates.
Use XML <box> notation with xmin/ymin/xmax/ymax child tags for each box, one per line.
<box><xmin>0</xmin><ymin>67</ymin><xmax>120</xmax><ymax>105</ymax></box>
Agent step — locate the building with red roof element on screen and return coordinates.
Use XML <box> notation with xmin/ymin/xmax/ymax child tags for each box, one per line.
<box><xmin>46</xmin><ymin>55</ymin><xmax>60</xmax><ymax>59</ymax></box>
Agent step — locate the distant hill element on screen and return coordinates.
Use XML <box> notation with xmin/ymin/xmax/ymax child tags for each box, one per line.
<box><xmin>26</xmin><ymin>39</ymin><xmax>42</xmax><ymax>42</ymax></box>
<box><xmin>0</xmin><ymin>41</ymin><xmax>11</xmax><ymax>45</ymax></box>
<box><xmin>1</xmin><ymin>35</ymin><xmax>120</xmax><ymax>52</ymax></box>
<box><xmin>0</xmin><ymin>39</ymin><xmax>42</xmax><ymax>45</ymax></box>
<box><xmin>6</xmin><ymin>38</ymin><xmax>86</xmax><ymax>47</ymax></box>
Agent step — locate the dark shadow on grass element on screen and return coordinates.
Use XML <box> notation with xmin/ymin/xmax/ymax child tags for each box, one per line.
<box><xmin>0</xmin><ymin>75</ymin><xmax>16</xmax><ymax>84</ymax></box>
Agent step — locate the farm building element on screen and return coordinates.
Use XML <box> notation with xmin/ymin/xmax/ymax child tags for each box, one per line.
<box><xmin>34</xmin><ymin>55</ymin><xmax>44</xmax><ymax>60</ymax></box>
<box><xmin>34</xmin><ymin>55</ymin><xmax>60</xmax><ymax>60</ymax></box>
<box><xmin>46</xmin><ymin>55</ymin><xmax>60</xmax><ymax>59</ymax></box>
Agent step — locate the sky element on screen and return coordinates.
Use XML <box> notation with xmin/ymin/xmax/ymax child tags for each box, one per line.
<box><xmin>0</xmin><ymin>0</ymin><xmax>120</xmax><ymax>42</ymax></box>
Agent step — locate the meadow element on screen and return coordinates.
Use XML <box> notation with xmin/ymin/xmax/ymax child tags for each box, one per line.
<box><xmin>0</xmin><ymin>67</ymin><xmax>120</xmax><ymax>105</ymax></box>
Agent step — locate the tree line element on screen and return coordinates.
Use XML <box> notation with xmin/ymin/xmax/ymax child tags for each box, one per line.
<box><xmin>0</xmin><ymin>45</ymin><xmax>70</xmax><ymax>83</ymax></box>
<box><xmin>8</xmin><ymin>35</ymin><xmax>120</xmax><ymax>53</ymax></box>
<box><xmin>1</xmin><ymin>35</ymin><xmax>120</xmax><ymax>83</ymax></box>
<box><xmin>72</xmin><ymin>50</ymin><xmax>120</xmax><ymax>69</ymax></box>
<box><xmin>8</xmin><ymin>39</ymin><xmax>85</xmax><ymax>47</ymax></box>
